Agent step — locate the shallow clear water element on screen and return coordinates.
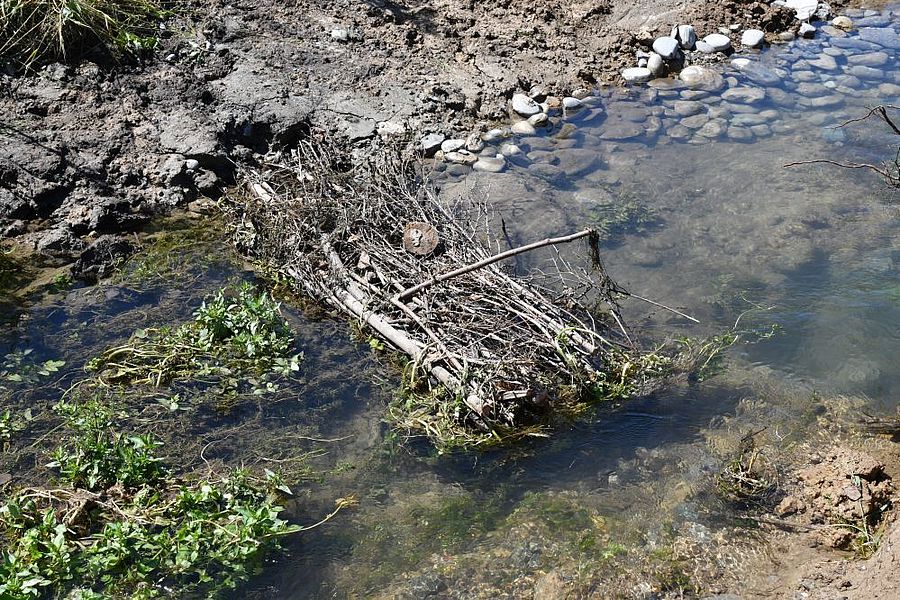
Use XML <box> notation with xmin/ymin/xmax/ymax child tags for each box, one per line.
<box><xmin>2</xmin><ymin>8</ymin><xmax>900</xmax><ymax>598</ymax></box>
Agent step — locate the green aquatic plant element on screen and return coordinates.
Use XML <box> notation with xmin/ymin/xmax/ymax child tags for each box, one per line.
<box><xmin>0</xmin><ymin>397</ymin><xmax>351</xmax><ymax>599</ymax></box>
<box><xmin>87</xmin><ymin>283</ymin><xmax>301</xmax><ymax>387</ymax></box>
<box><xmin>0</xmin><ymin>349</ymin><xmax>65</xmax><ymax>391</ymax></box>
<box><xmin>0</xmin><ymin>0</ymin><xmax>167</xmax><ymax>68</ymax></box>
<box><xmin>587</xmin><ymin>197</ymin><xmax>662</xmax><ymax>244</ymax></box>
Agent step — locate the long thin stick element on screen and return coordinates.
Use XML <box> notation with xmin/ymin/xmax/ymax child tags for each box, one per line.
<box><xmin>625</xmin><ymin>292</ymin><xmax>700</xmax><ymax>323</ymax></box>
<box><xmin>396</xmin><ymin>229</ymin><xmax>595</xmax><ymax>301</ymax></box>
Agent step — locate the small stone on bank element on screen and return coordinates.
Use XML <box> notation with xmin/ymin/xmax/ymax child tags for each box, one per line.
<box><xmin>741</xmin><ymin>29</ymin><xmax>765</xmax><ymax>48</ymax></box>
<box><xmin>647</xmin><ymin>52</ymin><xmax>665</xmax><ymax>75</ymax></box>
<box><xmin>421</xmin><ymin>133</ymin><xmax>445</xmax><ymax>156</ymax></box>
<box><xmin>621</xmin><ymin>67</ymin><xmax>654</xmax><ymax>83</ymax></box>
<box><xmin>511</xmin><ymin>93</ymin><xmax>542</xmax><ymax>117</ymax></box>
<box><xmin>671</xmin><ymin>24</ymin><xmax>697</xmax><ymax>49</ymax></box>
<box><xmin>652</xmin><ymin>36</ymin><xmax>681</xmax><ymax>59</ymax></box>
<box><xmin>440</xmin><ymin>139</ymin><xmax>465</xmax><ymax>153</ymax></box>
<box><xmin>562</xmin><ymin>96</ymin><xmax>584</xmax><ymax>110</ymax></box>
<box><xmin>799</xmin><ymin>23</ymin><xmax>817</xmax><ymax>38</ymax></box>
<box><xmin>703</xmin><ymin>33</ymin><xmax>732</xmax><ymax>52</ymax></box>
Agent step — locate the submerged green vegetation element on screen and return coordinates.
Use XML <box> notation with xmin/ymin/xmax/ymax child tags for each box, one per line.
<box><xmin>0</xmin><ymin>398</ymin><xmax>305</xmax><ymax>599</ymax></box>
<box><xmin>0</xmin><ymin>0</ymin><xmax>166</xmax><ymax>68</ymax></box>
<box><xmin>87</xmin><ymin>282</ymin><xmax>302</xmax><ymax>389</ymax></box>
<box><xmin>0</xmin><ymin>279</ymin><xmax>342</xmax><ymax>599</ymax></box>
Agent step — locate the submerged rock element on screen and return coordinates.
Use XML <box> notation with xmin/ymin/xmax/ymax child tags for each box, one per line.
<box><xmin>679</xmin><ymin>66</ymin><xmax>725</xmax><ymax>90</ymax></box>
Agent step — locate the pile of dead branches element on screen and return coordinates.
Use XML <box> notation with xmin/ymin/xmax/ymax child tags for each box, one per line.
<box><xmin>225</xmin><ymin>138</ymin><xmax>671</xmax><ymax>446</ymax></box>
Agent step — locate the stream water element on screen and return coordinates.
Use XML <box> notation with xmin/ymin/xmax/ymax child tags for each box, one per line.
<box><xmin>2</xmin><ymin>6</ymin><xmax>899</xmax><ymax>599</ymax></box>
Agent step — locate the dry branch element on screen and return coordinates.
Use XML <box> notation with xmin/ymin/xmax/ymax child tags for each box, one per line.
<box><xmin>224</xmin><ymin>138</ymin><xmax>664</xmax><ymax>445</ymax></box>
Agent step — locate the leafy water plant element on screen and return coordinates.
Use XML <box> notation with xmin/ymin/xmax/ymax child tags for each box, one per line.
<box><xmin>0</xmin><ymin>0</ymin><xmax>166</xmax><ymax>68</ymax></box>
<box><xmin>87</xmin><ymin>283</ymin><xmax>301</xmax><ymax>387</ymax></box>
<box><xmin>0</xmin><ymin>397</ymin><xmax>350</xmax><ymax>599</ymax></box>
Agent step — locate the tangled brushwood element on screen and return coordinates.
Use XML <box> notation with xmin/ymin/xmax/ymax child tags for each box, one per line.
<box><xmin>225</xmin><ymin>138</ymin><xmax>675</xmax><ymax>447</ymax></box>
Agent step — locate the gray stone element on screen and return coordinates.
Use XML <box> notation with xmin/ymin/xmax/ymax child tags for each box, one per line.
<box><xmin>680</xmin><ymin>89</ymin><xmax>709</xmax><ymax>100</ymax></box>
<box><xmin>421</xmin><ymin>133</ymin><xmax>445</xmax><ymax>156</ymax></box>
<box><xmin>703</xmin><ymin>33</ymin><xmax>732</xmax><ymax>52</ymax></box>
<box><xmin>848</xmin><ymin>51</ymin><xmax>890</xmax><ymax>67</ymax></box>
<box><xmin>671</xmin><ymin>24</ymin><xmax>697</xmax><ymax>49</ymax></box>
<box><xmin>738</xmin><ymin>62</ymin><xmax>782</xmax><ymax>85</ymax></box>
<box><xmin>799</xmin><ymin>23</ymin><xmax>817</xmax><ymax>38</ymax></box>
<box><xmin>638</xmin><ymin>58</ymin><xmax>648</xmax><ymax>68</ymax></box>
<box><xmin>741</xmin><ymin>29</ymin><xmax>765</xmax><ymax>48</ymax></box>
<box><xmin>511</xmin><ymin>120</ymin><xmax>537</xmax><ymax>135</ymax></box>
<box><xmin>821</xmin><ymin>25</ymin><xmax>847</xmax><ymax>37</ymax></box>
<box><xmin>749</xmin><ymin>124</ymin><xmax>772</xmax><ymax>137</ymax></box>
<box><xmin>847</xmin><ymin>65</ymin><xmax>886</xmax><ymax>79</ymax></box>
<box><xmin>727</xmin><ymin>126</ymin><xmax>755</xmax><ymax>141</ymax></box>
<box><xmin>667</xmin><ymin>124</ymin><xmax>692</xmax><ymax>140</ymax></box>
<box><xmin>440</xmin><ymin>138</ymin><xmax>465</xmax><ymax>153</ymax></box>
<box><xmin>500</xmin><ymin>143</ymin><xmax>522</xmax><ymax>157</ymax></box>
<box><xmin>721</xmin><ymin>86</ymin><xmax>766</xmax><ymax>104</ymax></box>
<box><xmin>808</xmin><ymin>54</ymin><xmax>839</xmax><ymax>70</ymax></box>
<box><xmin>511</xmin><ymin>93</ymin><xmax>542</xmax><ymax>116</ymax></box>
<box><xmin>555</xmin><ymin>148</ymin><xmax>599</xmax><ymax>177</ymax></box>
<box><xmin>528</xmin><ymin>112</ymin><xmax>550</xmax><ymax>127</ymax></box>
<box><xmin>858</xmin><ymin>27</ymin><xmax>900</xmax><ymax>49</ymax></box>
<box><xmin>562</xmin><ymin>96</ymin><xmax>584</xmax><ymax>110</ymax></box>
<box><xmin>465</xmin><ymin>132</ymin><xmax>485</xmax><ymax>152</ymax></box>
<box><xmin>802</xmin><ymin>94</ymin><xmax>845</xmax><ymax>108</ymax></box>
<box><xmin>673</xmin><ymin>100</ymin><xmax>705</xmax><ymax>116</ymax></box>
<box><xmin>681</xmin><ymin>113</ymin><xmax>710</xmax><ymax>129</ymax></box>
<box><xmin>679</xmin><ymin>66</ymin><xmax>725</xmax><ymax>90</ymax></box>
<box><xmin>444</xmin><ymin>150</ymin><xmax>478</xmax><ymax>165</ymax></box>
<box><xmin>830</xmin><ymin>37</ymin><xmax>883</xmax><ymax>51</ymax></box>
<box><xmin>695</xmin><ymin>40</ymin><xmax>715</xmax><ymax>53</ymax></box>
<box><xmin>621</xmin><ymin>67</ymin><xmax>654</xmax><ymax>83</ymax></box>
<box><xmin>696</xmin><ymin>119</ymin><xmax>728</xmax><ymax>138</ymax></box>
<box><xmin>653</xmin><ymin>37</ymin><xmax>681</xmax><ymax>60</ymax></box>
<box><xmin>482</xmin><ymin>128</ymin><xmax>509</xmax><ymax>142</ymax></box>
<box><xmin>647</xmin><ymin>52</ymin><xmax>665</xmax><ymax>76</ymax></box>
<box><xmin>778</xmin><ymin>31</ymin><xmax>796</xmax><ymax>41</ymax></box>
<box><xmin>731</xmin><ymin>113</ymin><xmax>771</xmax><ymax>126</ymax></box>
<box><xmin>598</xmin><ymin>120</ymin><xmax>645</xmax><ymax>140</ymax></box>
<box><xmin>473</xmin><ymin>156</ymin><xmax>506</xmax><ymax>173</ymax></box>
<box><xmin>796</xmin><ymin>81</ymin><xmax>830</xmax><ymax>96</ymax></box>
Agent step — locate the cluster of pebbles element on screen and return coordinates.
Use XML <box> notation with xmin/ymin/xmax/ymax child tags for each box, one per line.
<box><xmin>423</xmin><ymin>7</ymin><xmax>897</xmax><ymax>176</ymax></box>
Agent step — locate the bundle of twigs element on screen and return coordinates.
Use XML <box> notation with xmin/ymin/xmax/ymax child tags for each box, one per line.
<box><xmin>225</xmin><ymin>138</ymin><xmax>665</xmax><ymax>444</ymax></box>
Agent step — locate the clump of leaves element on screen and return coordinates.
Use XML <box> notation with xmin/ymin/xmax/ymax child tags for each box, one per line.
<box><xmin>47</xmin><ymin>398</ymin><xmax>166</xmax><ymax>491</ymax></box>
<box><xmin>587</xmin><ymin>197</ymin><xmax>661</xmax><ymax>245</ymax></box>
<box><xmin>0</xmin><ymin>0</ymin><xmax>167</xmax><ymax>69</ymax></box>
<box><xmin>87</xmin><ymin>283</ymin><xmax>302</xmax><ymax>387</ymax></box>
<box><xmin>0</xmin><ymin>398</ymin><xmax>349</xmax><ymax>599</ymax></box>
<box><xmin>1</xmin><ymin>349</ymin><xmax>65</xmax><ymax>386</ymax></box>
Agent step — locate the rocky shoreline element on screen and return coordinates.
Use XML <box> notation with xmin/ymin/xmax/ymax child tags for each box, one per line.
<box><xmin>2</xmin><ymin>0</ymin><xmax>880</xmax><ymax>278</ymax></box>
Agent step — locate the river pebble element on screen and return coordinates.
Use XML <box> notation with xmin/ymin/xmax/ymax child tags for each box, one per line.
<box><xmin>421</xmin><ymin>133</ymin><xmax>445</xmax><ymax>156</ymax></box>
<box><xmin>648</xmin><ymin>53</ymin><xmax>665</xmax><ymax>76</ymax></box>
<box><xmin>653</xmin><ymin>37</ymin><xmax>681</xmax><ymax>60</ymax></box>
<box><xmin>672</xmin><ymin>100</ymin><xmax>706</xmax><ymax>117</ymax></box>
<box><xmin>799</xmin><ymin>23</ymin><xmax>817</xmax><ymax>38</ymax></box>
<box><xmin>511</xmin><ymin>93</ymin><xmax>542</xmax><ymax>116</ymax></box>
<box><xmin>703</xmin><ymin>33</ymin><xmax>732</xmax><ymax>52</ymax></box>
<box><xmin>441</xmin><ymin>138</ymin><xmax>465</xmax><ymax>153</ymax></box>
<box><xmin>858</xmin><ymin>27</ymin><xmax>900</xmax><ymax>49</ymax></box>
<box><xmin>846</xmin><ymin>65</ymin><xmax>886</xmax><ymax>79</ymax></box>
<box><xmin>528</xmin><ymin>112</ymin><xmax>549</xmax><ymax>127</ymax></box>
<box><xmin>622</xmin><ymin>67</ymin><xmax>654</xmax><ymax>83</ymax></box>
<box><xmin>847</xmin><ymin>51</ymin><xmax>890</xmax><ymax>67</ymax></box>
<box><xmin>741</xmin><ymin>29</ymin><xmax>765</xmax><ymax>48</ymax></box>
<box><xmin>808</xmin><ymin>54</ymin><xmax>839</xmax><ymax>70</ymax></box>
<box><xmin>679</xmin><ymin>66</ymin><xmax>725</xmax><ymax>90</ymax></box>
<box><xmin>671</xmin><ymin>24</ymin><xmax>697</xmax><ymax>49</ymax></box>
<box><xmin>796</xmin><ymin>82</ymin><xmax>830</xmax><ymax>96</ymax></box>
<box><xmin>832</xmin><ymin>16</ymin><xmax>854</xmax><ymax>30</ymax></box>
<box><xmin>784</xmin><ymin>0</ymin><xmax>818</xmax><ymax>20</ymax></box>
<box><xmin>500</xmin><ymin>143</ymin><xmax>522</xmax><ymax>157</ymax></box>
<box><xmin>445</xmin><ymin>150</ymin><xmax>478</xmax><ymax>165</ymax></box>
<box><xmin>721</xmin><ymin>86</ymin><xmax>766</xmax><ymax>104</ymax></box>
<box><xmin>727</xmin><ymin>126</ymin><xmax>754</xmax><ymax>141</ymax></box>
<box><xmin>696</xmin><ymin>119</ymin><xmax>728</xmax><ymax>138</ymax></box>
<box><xmin>562</xmin><ymin>97</ymin><xmax>584</xmax><ymax>110</ymax></box>
<box><xmin>511</xmin><ymin>120</ymin><xmax>537</xmax><ymax>135</ymax></box>
<box><xmin>473</xmin><ymin>156</ymin><xmax>506</xmax><ymax>173</ymax></box>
